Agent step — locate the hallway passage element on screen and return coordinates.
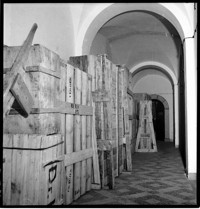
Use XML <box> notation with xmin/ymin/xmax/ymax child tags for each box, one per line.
<box><xmin>71</xmin><ymin>141</ymin><xmax>197</xmax><ymax>206</ymax></box>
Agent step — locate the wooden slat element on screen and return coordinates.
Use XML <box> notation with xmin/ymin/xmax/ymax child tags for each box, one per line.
<box><xmin>65</xmin><ymin>64</ymin><xmax>74</xmax><ymax>205</ymax></box>
<box><xmin>64</xmin><ymin>148</ymin><xmax>93</xmax><ymax>167</ymax></box>
<box><xmin>86</xmin><ymin>76</ymin><xmax>92</xmax><ymax>191</ymax></box>
<box><xmin>81</xmin><ymin>71</ymin><xmax>87</xmax><ymax>195</ymax></box>
<box><xmin>121</xmin><ymin>67</ymin><xmax>132</xmax><ymax>171</ymax></box>
<box><xmin>10</xmin><ymin>73</ymin><xmax>34</xmax><ymax>116</ymax></box>
<box><xmin>59</xmin><ymin>59</ymin><xmax>66</xmax><ymax>204</ymax></box>
<box><xmin>26</xmin><ymin>65</ymin><xmax>60</xmax><ymax>78</ymax></box>
<box><xmin>74</xmin><ymin>68</ymin><xmax>81</xmax><ymax>200</ymax></box>
<box><xmin>3</xmin><ymin>134</ymin><xmax>12</xmax><ymax>205</ymax></box>
<box><xmin>3</xmin><ymin>24</ymin><xmax>37</xmax><ymax>118</ymax></box>
<box><xmin>91</xmin><ymin>100</ymin><xmax>101</xmax><ymax>185</ymax></box>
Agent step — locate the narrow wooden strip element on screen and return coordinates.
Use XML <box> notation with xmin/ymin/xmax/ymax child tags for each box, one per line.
<box><xmin>9</xmin><ymin>105</ymin><xmax>92</xmax><ymax>115</ymax></box>
<box><xmin>3</xmin><ymin>134</ymin><xmax>12</xmax><ymax>205</ymax></box>
<box><xmin>116</xmin><ymin>65</ymin><xmax>119</xmax><ymax>176</ymax></box>
<box><xmin>10</xmin><ymin>73</ymin><xmax>34</xmax><ymax>115</ymax></box>
<box><xmin>80</xmin><ymin>71</ymin><xmax>87</xmax><ymax>195</ymax></box>
<box><xmin>26</xmin><ymin>65</ymin><xmax>61</xmax><ymax>78</ymax></box>
<box><xmin>86</xmin><ymin>76</ymin><xmax>92</xmax><ymax>192</ymax></box>
<box><xmin>74</xmin><ymin>68</ymin><xmax>81</xmax><ymax>200</ymax></box>
<box><xmin>65</xmin><ymin>64</ymin><xmax>74</xmax><ymax>205</ymax></box>
<box><xmin>91</xmin><ymin>101</ymin><xmax>101</xmax><ymax>185</ymax></box>
<box><xmin>64</xmin><ymin>148</ymin><xmax>93</xmax><ymax>167</ymax></box>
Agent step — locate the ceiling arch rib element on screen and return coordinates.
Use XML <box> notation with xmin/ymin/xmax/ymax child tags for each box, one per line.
<box><xmin>130</xmin><ymin>61</ymin><xmax>178</xmax><ymax>86</ymax></box>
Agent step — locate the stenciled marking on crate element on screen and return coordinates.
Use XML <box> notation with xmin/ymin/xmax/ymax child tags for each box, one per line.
<box><xmin>69</xmin><ymin>77</ymin><xmax>73</xmax><ymax>98</ymax></box>
<box><xmin>67</xmin><ymin>168</ymin><xmax>72</xmax><ymax>193</ymax></box>
<box><xmin>47</xmin><ymin>164</ymin><xmax>57</xmax><ymax>204</ymax></box>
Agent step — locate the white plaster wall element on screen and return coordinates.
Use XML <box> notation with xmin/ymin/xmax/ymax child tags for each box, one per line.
<box><xmin>4</xmin><ymin>3</ymin><xmax>74</xmax><ymax>60</ymax></box>
<box><xmin>133</xmin><ymin>74</ymin><xmax>174</xmax><ymax>141</ymax></box>
<box><xmin>90</xmin><ymin>33</ymin><xmax>112</xmax><ymax>60</ymax></box>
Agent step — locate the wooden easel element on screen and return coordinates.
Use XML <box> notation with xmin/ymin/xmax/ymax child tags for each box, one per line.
<box><xmin>135</xmin><ymin>100</ymin><xmax>157</xmax><ymax>152</ymax></box>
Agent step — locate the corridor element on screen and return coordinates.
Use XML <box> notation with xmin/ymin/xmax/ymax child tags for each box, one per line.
<box><xmin>72</xmin><ymin>141</ymin><xmax>197</xmax><ymax>205</ymax></box>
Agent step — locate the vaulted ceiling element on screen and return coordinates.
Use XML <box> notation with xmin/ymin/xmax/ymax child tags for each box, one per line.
<box><xmin>91</xmin><ymin>10</ymin><xmax>182</xmax><ymax>81</ymax></box>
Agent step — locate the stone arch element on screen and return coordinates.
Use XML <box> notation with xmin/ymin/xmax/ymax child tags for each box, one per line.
<box><xmin>150</xmin><ymin>94</ymin><xmax>170</xmax><ymax>142</ymax></box>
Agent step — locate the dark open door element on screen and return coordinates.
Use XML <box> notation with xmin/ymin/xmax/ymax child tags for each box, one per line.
<box><xmin>152</xmin><ymin>99</ymin><xmax>165</xmax><ymax>141</ymax></box>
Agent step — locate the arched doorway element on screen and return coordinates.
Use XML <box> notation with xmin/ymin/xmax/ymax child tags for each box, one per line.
<box><xmin>152</xmin><ymin>99</ymin><xmax>165</xmax><ymax>141</ymax></box>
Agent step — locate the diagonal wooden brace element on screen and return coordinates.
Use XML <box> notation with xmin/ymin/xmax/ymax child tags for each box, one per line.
<box><xmin>3</xmin><ymin>23</ymin><xmax>37</xmax><ymax>118</ymax></box>
<box><xmin>10</xmin><ymin>73</ymin><xmax>34</xmax><ymax>117</ymax></box>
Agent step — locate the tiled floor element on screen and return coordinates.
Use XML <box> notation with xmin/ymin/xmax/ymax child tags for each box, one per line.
<box><xmin>71</xmin><ymin>141</ymin><xmax>197</xmax><ymax>206</ymax></box>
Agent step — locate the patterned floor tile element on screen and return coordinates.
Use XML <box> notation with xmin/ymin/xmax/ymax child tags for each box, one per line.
<box><xmin>71</xmin><ymin>141</ymin><xmax>197</xmax><ymax>206</ymax></box>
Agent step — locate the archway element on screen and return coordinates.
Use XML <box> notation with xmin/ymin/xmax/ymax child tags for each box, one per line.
<box><xmin>75</xmin><ymin>3</ymin><xmax>197</xmax><ymax>179</ymax></box>
<box><xmin>130</xmin><ymin>62</ymin><xmax>178</xmax><ymax>146</ymax></box>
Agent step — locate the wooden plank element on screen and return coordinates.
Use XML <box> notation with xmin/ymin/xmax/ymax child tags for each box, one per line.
<box><xmin>65</xmin><ymin>64</ymin><xmax>74</xmax><ymax>205</ymax></box>
<box><xmin>20</xmin><ymin>134</ymin><xmax>29</xmax><ymax>205</ymax></box>
<box><xmin>64</xmin><ymin>148</ymin><xmax>93</xmax><ymax>167</ymax></box>
<box><xmin>116</xmin><ymin>66</ymin><xmax>120</xmax><ymax>176</ymax></box>
<box><xmin>10</xmin><ymin>73</ymin><xmax>34</xmax><ymax>116</ymax></box>
<box><xmin>80</xmin><ymin>71</ymin><xmax>87</xmax><ymax>195</ymax></box>
<box><xmin>3</xmin><ymin>134</ymin><xmax>12</xmax><ymax>205</ymax></box>
<box><xmin>3</xmin><ymin>24</ymin><xmax>37</xmax><ymax>118</ymax></box>
<box><xmin>91</xmin><ymin>101</ymin><xmax>101</xmax><ymax>185</ymax></box>
<box><xmin>59</xmin><ymin>59</ymin><xmax>66</xmax><ymax>204</ymax></box>
<box><xmin>74</xmin><ymin>67</ymin><xmax>81</xmax><ymax>200</ymax></box>
<box><xmin>26</xmin><ymin>65</ymin><xmax>60</xmax><ymax>78</ymax></box>
<box><xmin>121</xmin><ymin>67</ymin><xmax>132</xmax><ymax>171</ymax></box>
<box><xmin>86</xmin><ymin>76</ymin><xmax>92</xmax><ymax>191</ymax></box>
<box><xmin>106</xmin><ymin>150</ymin><xmax>115</xmax><ymax>189</ymax></box>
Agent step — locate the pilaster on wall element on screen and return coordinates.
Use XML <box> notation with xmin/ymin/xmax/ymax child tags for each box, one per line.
<box><xmin>174</xmin><ymin>84</ymin><xmax>179</xmax><ymax>148</ymax></box>
<box><xmin>184</xmin><ymin>38</ymin><xmax>197</xmax><ymax>177</ymax></box>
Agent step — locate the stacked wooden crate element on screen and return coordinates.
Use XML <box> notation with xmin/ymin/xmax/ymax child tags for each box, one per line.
<box><xmin>3</xmin><ymin>44</ymin><xmax>100</xmax><ymax>205</ymax></box>
<box><xmin>3</xmin><ymin>44</ymin><xmax>64</xmax><ymax>205</ymax></box>
<box><xmin>69</xmin><ymin>55</ymin><xmax>124</xmax><ymax>188</ymax></box>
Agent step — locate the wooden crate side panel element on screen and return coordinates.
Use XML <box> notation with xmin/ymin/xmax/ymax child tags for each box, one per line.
<box><xmin>3</xmin><ymin>134</ymin><xmax>63</xmax><ymax>206</ymax></box>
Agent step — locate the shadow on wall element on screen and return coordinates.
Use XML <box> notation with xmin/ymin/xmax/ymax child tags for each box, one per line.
<box><xmin>178</xmin><ymin>46</ymin><xmax>186</xmax><ymax>169</ymax></box>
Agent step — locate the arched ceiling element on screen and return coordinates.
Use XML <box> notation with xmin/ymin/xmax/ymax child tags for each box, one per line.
<box><xmin>131</xmin><ymin>68</ymin><xmax>173</xmax><ymax>89</ymax></box>
<box><xmin>99</xmin><ymin>11</ymin><xmax>180</xmax><ymax>42</ymax></box>
<box><xmin>89</xmin><ymin>9</ymin><xmax>183</xmax><ymax>81</ymax></box>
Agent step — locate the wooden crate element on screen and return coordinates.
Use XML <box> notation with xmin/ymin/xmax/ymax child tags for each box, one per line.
<box><xmin>59</xmin><ymin>61</ymin><xmax>97</xmax><ymax>204</ymax></box>
<box><xmin>3</xmin><ymin>45</ymin><xmax>61</xmax><ymax>134</ymax></box>
<box><xmin>70</xmin><ymin>55</ymin><xmax>121</xmax><ymax>187</ymax></box>
<box><xmin>3</xmin><ymin>134</ymin><xmax>64</xmax><ymax>205</ymax></box>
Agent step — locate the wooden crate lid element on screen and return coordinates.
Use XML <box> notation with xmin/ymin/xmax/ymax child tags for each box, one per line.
<box><xmin>4</xmin><ymin>44</ymin><xmax>60</xmax><ymax>74</ymax></box>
